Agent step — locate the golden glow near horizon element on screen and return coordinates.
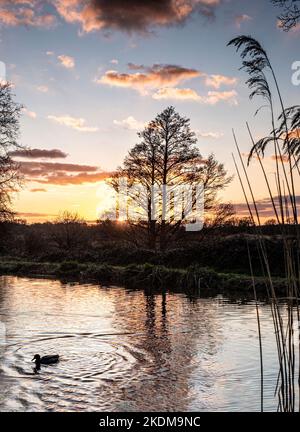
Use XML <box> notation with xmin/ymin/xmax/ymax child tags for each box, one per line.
<box><xmin>14</xmin><ymin>182</ymin><xmax>106</xmax><ymax>223</ymax></box>
<box><xmin>13</xmin><ymin>148</ymin><xmax>299</xmax><ymax>224</ymax></box>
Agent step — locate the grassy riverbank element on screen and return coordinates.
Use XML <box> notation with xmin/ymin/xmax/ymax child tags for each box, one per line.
<box><xmin>0</xmin><ymin>259</ymin><xmax>288</xmax><ymax>296</ymax></box>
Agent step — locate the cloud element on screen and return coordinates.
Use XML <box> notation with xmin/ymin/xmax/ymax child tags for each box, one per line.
<box><xmin>110</xmin><ymin>59</ymin><xmax>118</xmax><ymax>64</ymax></box>
<box><xmin>96</xmin><ymin>63</ymin><xmax>201</xmax><ymax>93</ymax></box>
<box><xmin>22</xmin><ymin>107</ymin><xmax>37</xmax><ymax>118</ymax></box>
<box><xmin>97</xmin><ymin>63</ymin><xmax>238</xmax><ymax>103</ymax></box>
<box><xmin>0</xmin><ymin>1</ymin><xmax>56</xmax><ymax>27</ymax></box>
<box><xmin>17</xmin><ymin>160</ymin><xmax>113</xmax><ymax>185</ymax></box>
<box><xmin>113</xmin><ymin>116</ymin><xmax>146</xmax><ymax>130</ymax></box>
<box><xmin>19</xmin><ymin>161</ymin><xmax>99</xmax><ymax>174</ymax></box>
<box><xmin>37</xmin><ymin>171</ymin><xmax>112</xmax><ymax>185</ymax></box>
<box><xmin>30</xmin><ymin>188</ymin><xmax>47</xmax><ymax>192</ymax></box>
<box><xmin>53</xmin><ymin>0</ymin><xmax>222</xmax><ymax>34</ymax></box>
<box><xmin>242</xmin><ymin>152</ymin><xmax>289</xmax><ymax>163</ymax></box>
<box><xmin>275</xmin><ymin>19</ymin><xmax>300</xmax><ymax>33</ymax></box>
<box><xmin>47</xmin><ymin>115</ymin><xmax>98</xmax><ymax>132</ymax></box>
<box><xmin>204</xmin><ymin>90</ymin><xmax>238</xmax><ymax>105</ymax></box>
<box><xmin>234</xmin><ymin>14</ymin><xmax>252</xmax><ymax>29</ymax></box>
<box><xmin>204</xmin><ymin>74</ymin><xmax>237</xmax><ymax>89</ymax></box>
<box><xmin>17</xmin><ymin>212</ymin><xmax>57</xmax><ymax>219</ymax></box>
<box><xmin>9</xmin><ymin>148</ymin><xmax>68</xmax><ymax>159</ymax></box>
<box><xmin>270</xmin><ymin>154</ymin><xmax>289</xmax><ymax>163</ymax></box>
<box><xmin>153</xmin><ymin>87</ymin><xmax>238</xmax><ymax>105</ymax></box>
<box><xmin>152</xmin><ymin>87</ymin><xmax>201</xmax><ymax>101</ymax></box>
<box><xmin>57</xmin><ymin>54</ymin><xmax>75</xmax><ymax>69</ymax></box>
<box><xmin>290</xmin><ymin>23</ymin><xmax>300</xmax><ymax>33</ymax></box>
<box><xmin>0</xmin><ymin>1</ymin><xmax>224</xmax><ymax>34</ymax></box>
<box><xmin>196</xmin><ymin>130</ymin><xmax>224</xmax><ymax>139</ymax></box>
<box><xmin>127</xmin><ymin>63</ymin><xmax>146</xmax><ymax>70</ymax></box>
<box><xmin>287</xmin><ymin>128</ymin><xmax>300</xmax><ymax>139</ymax></box>
<box><xmin>233</xmin><ymin>195</ymin><xmax>300</xmax><ymax>218</ymax></box>
<box><xmin>36</xmin><ymin>85</ymin><xmax>49</xmax><ymax>93</ymax></box>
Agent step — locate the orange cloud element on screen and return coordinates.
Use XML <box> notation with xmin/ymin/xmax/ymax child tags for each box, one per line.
<box><xmin>287</xmin><ymin>128</ymin><xmax>300</xmax><ymax>139</ymax></box>
<box><xmin>152</xmin><ymin>87</ymin><xmax>238</xmax><ymax>105</ymax></box>
<box><xmin>30</xmin><ymin>188</ymin><xmax>47</xmax><ymax>192</ymax></box>
<box><xmin>37</xmin><ymin>171</ymin><xmax>112</xmax><ymax>185</ymax></box>
<box><xmin>204</xmin><ymin>90</ymin><xmax>238</xmax><ymax>105</ymax></box>
<box><xmin>204</xmin><ymin>74</ymin><xmax>237</xmax><ymax>89</ymax></box>
<box><xmin>97</xmin><ymin>64</ymin><xmax>201</xmax><ymax>93</ymax></box>
<box><xmin>57</xmin><ymin>55</ymin><xmax>75</xmax><ymax>69</ymax></box>
<box><xmin>277</xmin><ymin>19</ymin><xmax>300</xmax><ymax>33</ymax></box>
<box><xmin>47</xmin><ymin>115</ymin><xmax>98</xmax><ymax>132</ymax></box>
<box><xmin>97</xmin><ymin>63</ymin><xmax>237</xmax><ymax>103</ymax></box>
<box><xmin>17</xmin><ymin>160</ymin><xmax>113</xmax><ymax>185</ymax></box>
<box><xmin>113</xmin><ymin>116</ymin><xmax>146</xmax><ymax>130</ymax></box>
<box><xmin>22</xmin><ymin>107</ymin><xmax>37</xmax><ymax>118</ymax></box>
<box><xmin>233</xmin><ymin>196</ymin><xmax>300</xmax><ymax>218</ymax></box>
<box><xmin>16</xmin><ymin>212</ymin><xmax>57</xmax><ymax>219</ymax></box>
<box><xmin>152</xmin><ymin>87</ymin><xmax>201</xmax><ymax>101</ymax></box>
<box><xmin>242</xmin><ymin>152</ymin><xmax>289</xmax><ymax>163</ymax></box>
<box><xmin>0</xmin><ymin>1</ymin><xmax>56</xmax><ymax>28</ymax></box>
<box><xmin>270</xmin><ymin>154</ymin><xmax>289</xmax><ymax>163</ymax></box>
<box><xmin>234</xmin><ymin>14</ymin><xmax>252</xmax><ymax>29</ymax></box>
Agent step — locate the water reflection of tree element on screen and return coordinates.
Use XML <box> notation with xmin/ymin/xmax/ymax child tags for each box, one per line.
<box><xmin>113</xmin><ymin>289</ymin><xmax>223</xmax><ymax>411</ymax></box>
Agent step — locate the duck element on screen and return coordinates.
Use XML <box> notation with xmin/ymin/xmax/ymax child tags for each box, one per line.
<box><xmin>32</xmin><ymin>354</ymin><xmax>60</xmax><ymax>368</ymax></box>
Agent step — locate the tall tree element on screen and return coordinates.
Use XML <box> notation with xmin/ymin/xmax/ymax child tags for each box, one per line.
<box><xmin>272</xmin><ymin>0</ymin><xmax>300</xmax><ymax>31</ymax></box>
<box><xmin>0</xmin><ymin>82</ymin><xmax>23</xmax><ymax>221</ymax></box>
<box><xmin>110</xmin><ymin>106</ymin><xmax>232</xmax><ymax>250</ymax></box>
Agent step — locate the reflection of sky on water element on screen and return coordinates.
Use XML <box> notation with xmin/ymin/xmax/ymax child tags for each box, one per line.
<box><xmin>0</xmin><ymin>276</ymin><xmax>296</xmax><ymax>411</ymax></box>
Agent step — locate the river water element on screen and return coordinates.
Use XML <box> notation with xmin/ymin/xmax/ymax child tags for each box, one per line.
<box><xmin>0</xmin><ymin>275</ymin><xmax>289</xmax><ymax>411</ymax></box>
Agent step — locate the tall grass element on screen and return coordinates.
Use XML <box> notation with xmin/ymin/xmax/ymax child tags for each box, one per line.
<box><xmin>229</xmin><ymin>35</ymin><xmax>300</xmax><ymax>411</ymax></box>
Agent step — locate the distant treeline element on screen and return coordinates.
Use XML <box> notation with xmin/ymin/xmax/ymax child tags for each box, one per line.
<box><xmin>0</xmin><ymin>219</ymin><xmax>297</xmax><ymax>277</ymax></box>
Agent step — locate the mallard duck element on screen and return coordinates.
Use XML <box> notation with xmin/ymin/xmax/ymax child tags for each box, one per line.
<box><xmin>32</xmin><ymin>354</ymin><xmax>60</xmax><ymax>367</ymax></box>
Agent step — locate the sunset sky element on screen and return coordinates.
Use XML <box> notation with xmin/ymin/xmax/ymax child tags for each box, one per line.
<box><xmin>0</xmin><ymin>0</ymin><xmax>299</xmax><ymax>222</ymax></box>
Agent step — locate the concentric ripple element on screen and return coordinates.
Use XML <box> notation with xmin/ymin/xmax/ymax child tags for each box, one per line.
<box><xmin>0</xmin><ymin>331</ymin><xmax>154</xmax><ymax>411</ymax></box>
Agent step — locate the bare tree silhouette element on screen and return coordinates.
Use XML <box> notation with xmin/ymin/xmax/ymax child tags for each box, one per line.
<box><xmin>0</xmin><ymin>82</ymin><xmax>23</xmax><ymax>221</ymax></box>
<box><xmin>272</xmin><ymin>0</ymin><xmax>300</xmax><ymax>31</ymax></box>
<box><xmin>110</xmin><ymin>107</ymin><xmax>232</xmax><ymax>250</ymax></box>
<box><xmin>50</xmin><ymin>211</ymin><xmax>87</xmax><ymax>253</ymax></box>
